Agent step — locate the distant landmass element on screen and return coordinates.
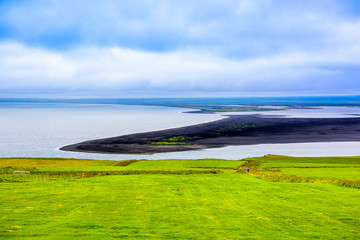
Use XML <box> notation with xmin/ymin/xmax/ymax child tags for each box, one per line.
<box><xmin>2</xmin><ymin>95</ymin><xmax>360</xmax><ymax>113</ymax></box>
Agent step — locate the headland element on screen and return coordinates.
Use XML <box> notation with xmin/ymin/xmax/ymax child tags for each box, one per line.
<box><xmin>60</xmin><ymin>114</ymin><xmax>360</xmax><ymax>154</ymax></box>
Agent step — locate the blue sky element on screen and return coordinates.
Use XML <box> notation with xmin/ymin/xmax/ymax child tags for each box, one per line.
<box><xmin>0</xmin><ymin>0</ymin><xmax>359</xmax><ymax>97</ymax></box>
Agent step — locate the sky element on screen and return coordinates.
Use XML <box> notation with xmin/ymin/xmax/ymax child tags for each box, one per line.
<box><xmin>0</xmin><ymin>0</ymin><xmax>360</xmax><ymax>98</ymax></box>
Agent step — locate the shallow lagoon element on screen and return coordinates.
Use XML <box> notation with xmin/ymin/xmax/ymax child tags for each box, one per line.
<box><xmin>1</xmin><ymin>102</ymin><xmax>360</xmax><ymax>160</ymax></box>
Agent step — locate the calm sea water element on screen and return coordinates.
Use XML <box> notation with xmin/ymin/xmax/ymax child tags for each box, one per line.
<box><xmin>1</xmin><ymin>102</ymin><xmax>360</xmax><ymax>160</ymax></box>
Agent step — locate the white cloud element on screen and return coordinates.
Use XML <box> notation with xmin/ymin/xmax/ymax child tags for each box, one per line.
<box><xmin>1</xmin><ymin>41</ymin><xmax>359</xmax><ymax>96</ymax></box>
<box><xmin>0</xmin><ymin>43</ymin><xmax>76</xmax><ymax>88</ymax></box>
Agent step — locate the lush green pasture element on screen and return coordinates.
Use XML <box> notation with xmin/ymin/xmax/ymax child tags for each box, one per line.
<box><xmin>243</xmin><ymin>155</ymin><xmax>360</xmax><ymax>183</ymax></box>
<box><xmin>281</xmin><ymin>168</ymin><xmax>360</xmax><ymax>180</ymax></box>
<box><xmin>249</xmin><ymin>155</ymin><xmax>360</xmax><ymax>168</ymax></box>
<box><xmin>34</xmin><ymin>159</ymin><xmax>242</xmax><ymax>172</ymax></box>
<box><xmin>1</xmin><ymin>156</ymin><xmax>360</xmax><ymax>239</ymax></box>
<box><xmin>0</xmin><ymin>158</ymin><xmax>116</xmax><ymax>168</ymax></box>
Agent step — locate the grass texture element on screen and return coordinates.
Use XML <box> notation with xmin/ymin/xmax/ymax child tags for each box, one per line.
<box><xmin>0</xmin><ymin>156</ymin><xmax>359</xmax><ymax>239</ymax></box>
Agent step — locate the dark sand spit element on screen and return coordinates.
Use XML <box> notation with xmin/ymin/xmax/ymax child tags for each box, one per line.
<box><xmin>60</xmin><ymin>115</ymin><xmax>360</xmax><ymax>154</ymax></box>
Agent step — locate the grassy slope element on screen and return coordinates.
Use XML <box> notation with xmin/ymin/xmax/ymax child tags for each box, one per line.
<box><xmin>281</xmin><ymin>168</ymin><xmax>360</xmax><ymax>180</ymax></box>
<box><xmin>245</xmin><ymin>155</ymin><xmax>360</xmax><ymax>180</ymax></box>
<box><xmin>250</xmin><ymin>155</ymin><xmax>360</xmax><ymax>168</ymax></box>
<box><xmin>35</xmin><ymin>159</ymin><xmax>242</xmax><ymax>172</ymax></box>
<box><xmin>0</xmin><ymin>158</ymin><xmax>116</xmax><ymax>168</ymax></box>
<box><xmin>1</xmin><ymin>157</ymin><xmax>360</xmax><ymax>239</ymax></box>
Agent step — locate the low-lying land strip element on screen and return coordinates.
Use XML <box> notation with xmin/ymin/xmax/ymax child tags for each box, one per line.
<box><xmin>61</xmin><ymin>114</ymin><xmax>360</xmax><ymax>154</ymax></box>
<box><xmin>0</xmin><ymin>156</ymin><xmax>359</xmax><ymax>239</ymax></box>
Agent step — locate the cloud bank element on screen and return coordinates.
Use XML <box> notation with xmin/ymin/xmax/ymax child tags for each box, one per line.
<box><xmin>1</xmin><ymin>41</ymin><xmax>359</xmax><ymax>97</ymax></box>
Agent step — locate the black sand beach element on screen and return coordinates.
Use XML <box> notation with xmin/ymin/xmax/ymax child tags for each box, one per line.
<box><xmin>60</xmin><ymin>114</ymin><xmax>360</xmax><ymax>154</ymax></box>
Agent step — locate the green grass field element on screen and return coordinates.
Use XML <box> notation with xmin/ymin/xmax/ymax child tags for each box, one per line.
<box><xmin>1</xmin><ymin>156</ymin><xmax>359</xmax><ymax>239</ymax></box>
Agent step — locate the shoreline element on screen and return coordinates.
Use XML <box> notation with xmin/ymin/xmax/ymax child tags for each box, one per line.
<box><xmin>60</xmin><ymin>114</ymin><xmax>360</xmax><ymax>155</ymax></box>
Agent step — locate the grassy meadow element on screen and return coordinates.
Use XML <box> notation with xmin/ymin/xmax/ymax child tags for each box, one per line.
<box><xmin>1</xmin><ymin>156</ymin><xmax>360</xmax><ymax>239</ymax></box>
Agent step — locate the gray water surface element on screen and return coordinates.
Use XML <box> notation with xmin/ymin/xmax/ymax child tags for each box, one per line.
<box><xmin>1</xmin><ymin>103</ymin><xmax>360</xmax><ymax>160</ymax></box>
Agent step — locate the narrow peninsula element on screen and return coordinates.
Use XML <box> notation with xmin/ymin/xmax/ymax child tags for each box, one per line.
<box><xmin>60</xmin><ymin>114</ymin><xmax>360</xmax><ymax>154</ymax></box>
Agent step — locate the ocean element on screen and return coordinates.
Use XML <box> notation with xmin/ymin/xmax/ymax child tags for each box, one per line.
<box><xmin>1</xmin><ymin>101</ymin><xmax>360</xmax><ymax>160</ymax></box>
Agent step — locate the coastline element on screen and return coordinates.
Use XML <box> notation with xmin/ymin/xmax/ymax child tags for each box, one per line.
<box><xmin>60</xmin><ymin>114</ymin><xmax>360</xmax><ymax>155</ymax></box>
